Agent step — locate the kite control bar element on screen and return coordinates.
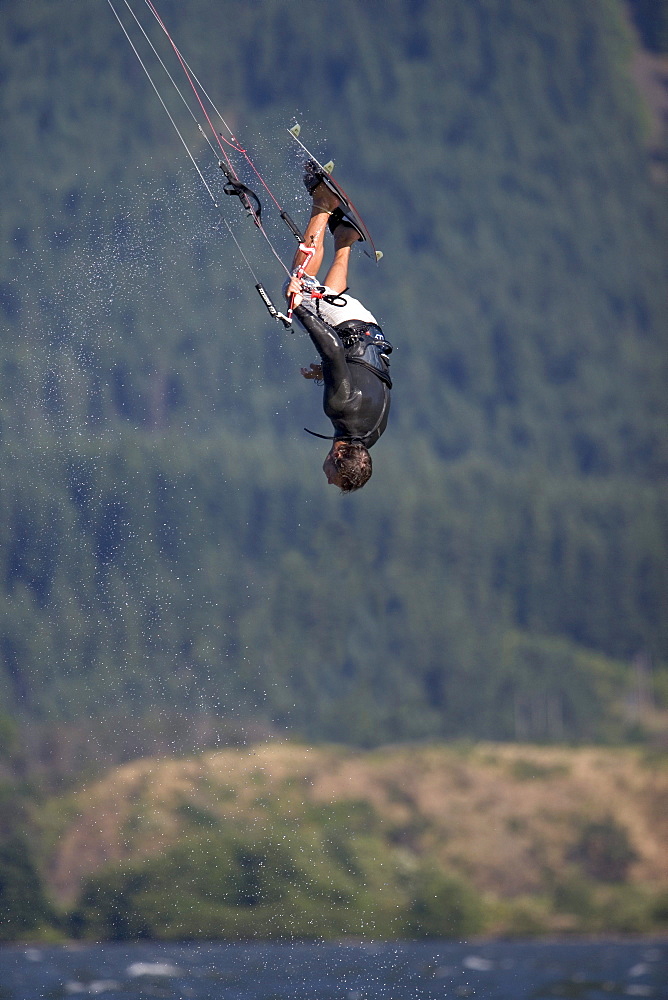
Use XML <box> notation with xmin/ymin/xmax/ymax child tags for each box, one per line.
<box><xmin>280</xmin><ymin>211</ymin><xmax>305</xmax><ymax>242</ymax></box>
<box><xmin>255</xmin><ymin>236</ymin><xmax>315</xmax><ymax>330</ymax></box>
<box><xmin>219</xmin><ymin>161</ymin><xmax>309</xmax><ymax>329</ymax></box>
<box><xmin>255</xmin><ymin>283</ymin><xmax>292</xmax><ymax>329</ymax></box>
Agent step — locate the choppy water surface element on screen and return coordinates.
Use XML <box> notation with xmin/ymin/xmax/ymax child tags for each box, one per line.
<box><xmin>0</xmin><ymin>938</ymin><xmax>665</xmax><ymax>999</ymax></box>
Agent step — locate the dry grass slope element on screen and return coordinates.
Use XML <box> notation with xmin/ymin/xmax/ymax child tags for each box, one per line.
<box><xmin>47</xmin><ymin>741</ymin><xmax>668</xmax><ymax>923</ymax></box>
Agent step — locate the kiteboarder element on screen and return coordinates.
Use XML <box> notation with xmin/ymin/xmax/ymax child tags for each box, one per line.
<box><xmin>285</xmin><ymin>163</ymin><xmax>392</xmax><ymax>493</ymax></box>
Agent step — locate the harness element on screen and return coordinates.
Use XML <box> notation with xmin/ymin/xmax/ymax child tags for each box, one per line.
<box><xmin>338</xmin><ymin>321</ymin><xmax>393</xmax><ymax>390</ymax></box>
<box><xmin>304</xmin><ymin>320</ymin><xmax>393</xmax><ymax>445</ymax></box>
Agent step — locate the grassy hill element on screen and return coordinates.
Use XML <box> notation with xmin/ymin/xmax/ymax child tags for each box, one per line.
<box><xmin>29</xmin><ymin>741</ymin><xmax>665</xmax><ymax>940</ymax></box>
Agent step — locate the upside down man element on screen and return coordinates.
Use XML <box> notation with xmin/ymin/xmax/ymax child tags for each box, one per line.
<box><xmin>285</xmin><ymin>162</ymin><xmax>393</xmax><ymax>493</ymax></box>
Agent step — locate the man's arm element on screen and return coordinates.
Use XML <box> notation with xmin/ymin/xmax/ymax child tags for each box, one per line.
<box><xmin>293</xmin><ymin>305</ymin><xmax>349</xmax><ymax>387</ymax></box>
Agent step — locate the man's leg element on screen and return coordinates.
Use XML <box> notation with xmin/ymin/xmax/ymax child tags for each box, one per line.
<box><xmin>321</xmin><ymin>223</ymin><xmax>361</xmax><ymax>293</ymax></box>
<box><xmin>292</xmin><ymin>182</ymin><xmax>340</xmax><ymax>278</ymax></box>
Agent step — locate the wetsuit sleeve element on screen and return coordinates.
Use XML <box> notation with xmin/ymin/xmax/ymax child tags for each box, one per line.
<box><xmin>293</xmin><ymin>305</ymin><xmax>349</xmax><ymax>386</ymax></box>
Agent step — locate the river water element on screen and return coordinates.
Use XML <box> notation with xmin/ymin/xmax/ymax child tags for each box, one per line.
<box><xmin>0</xmin><ymin>938</ymin><xmax>665</xmax><ymax>999</ymax></box>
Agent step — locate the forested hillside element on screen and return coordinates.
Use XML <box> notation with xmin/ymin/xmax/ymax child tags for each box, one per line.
<box><xmin>0</xmin><ymin>0</ymin><xmax>666</xmax><ymax>770</ymax></box>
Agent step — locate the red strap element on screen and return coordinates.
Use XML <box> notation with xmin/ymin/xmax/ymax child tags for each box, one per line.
<box><xmin>287</xmin><ymin>244</ymin><xmax>317</xmax><ymax>319</ymax></box>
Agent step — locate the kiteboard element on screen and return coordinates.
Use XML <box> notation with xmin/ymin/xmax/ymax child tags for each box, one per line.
<box><xmin>289</xmin><ymin>124</ymin><xmax>383</xmax><ymax>262</ymax></box>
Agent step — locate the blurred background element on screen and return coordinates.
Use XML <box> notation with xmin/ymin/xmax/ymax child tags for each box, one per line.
<box><xmin>0</xmin><ymin>0</ymin><xmax>666</xmax><ymax>945</ymax></box>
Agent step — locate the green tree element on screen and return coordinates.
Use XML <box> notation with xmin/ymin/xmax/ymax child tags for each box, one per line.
<box><xmin>0</xmin><ymin>836</ymin><xmax>52</xmax><ymax>941</ymax></box>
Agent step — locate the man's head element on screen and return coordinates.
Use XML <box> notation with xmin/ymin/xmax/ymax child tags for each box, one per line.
<box><xmin>323</xmin><ymin>440</ymin><xmax>372</xmax><ymax>492</ymax></box>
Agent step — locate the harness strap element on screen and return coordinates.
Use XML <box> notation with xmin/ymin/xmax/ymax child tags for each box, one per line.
<box><xmin>304</xmin><ymin>428</ymin><xmax>337</xmax><ymax>440</ymax></box>
<box><xmin>348</xmin><ymin>355</ymin><xmax>393</xmax><ymax>389</ymax></box>
<box><xmin>303</xmin><ymin>428</ymin><xmax>369</xmax><ymax>443</ymax></box>
<box><xmin>313</xmin><ymin>290</ymin><xmax>349</xmax><ymax>312</ymax></box>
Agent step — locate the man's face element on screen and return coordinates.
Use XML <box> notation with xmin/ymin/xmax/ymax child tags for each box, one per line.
<box><xmin>322</xmin><ymin>451</ymin><xmax>344</xmax><ymax>487</ymax></box>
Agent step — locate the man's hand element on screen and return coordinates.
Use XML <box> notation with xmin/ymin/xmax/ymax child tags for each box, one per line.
<box><xmin>300</xmin><ymin>363</ymin><xmax>323</xmax><ymax>382</ymax></box>
<box><xmin>286</xmin><ymin>273</ymin><xmax>304</xmax><ymax>310</ymax></box>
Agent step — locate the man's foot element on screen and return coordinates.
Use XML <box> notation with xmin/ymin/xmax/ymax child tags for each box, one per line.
<box><xmin>303</xmin><ymin>159</ymin><xmax>327</xmax><ymax>194</ymax></box>
<box><xmin>303</xmin><ymin>161</ymin><xmax>340</xmax><ymax>213</ymax></box>
<box><xmin>312</xmin><ymin>183</ymin><xmax>340</xmax><ymax>215</ymax></box>
<box><xmin>329</xmin><ymin>208</ymin><xmax>364</xmax><ymax>247</ymax></box>
<box><xmin>303</xmin><ymin>159</ymin><xmax>373</xmax><ymax>251</ymax></box>
<box><xmin>332</xmin><ymin>223</ymin><xmax>362</xmax><ymax>251</ymax></box>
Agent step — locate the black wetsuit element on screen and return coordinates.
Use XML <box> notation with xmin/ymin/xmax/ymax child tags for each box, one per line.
<box><xmin>294</xmin><ymin>306</ymin><xmax>392</xmax><ymax>448</ymax></box>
